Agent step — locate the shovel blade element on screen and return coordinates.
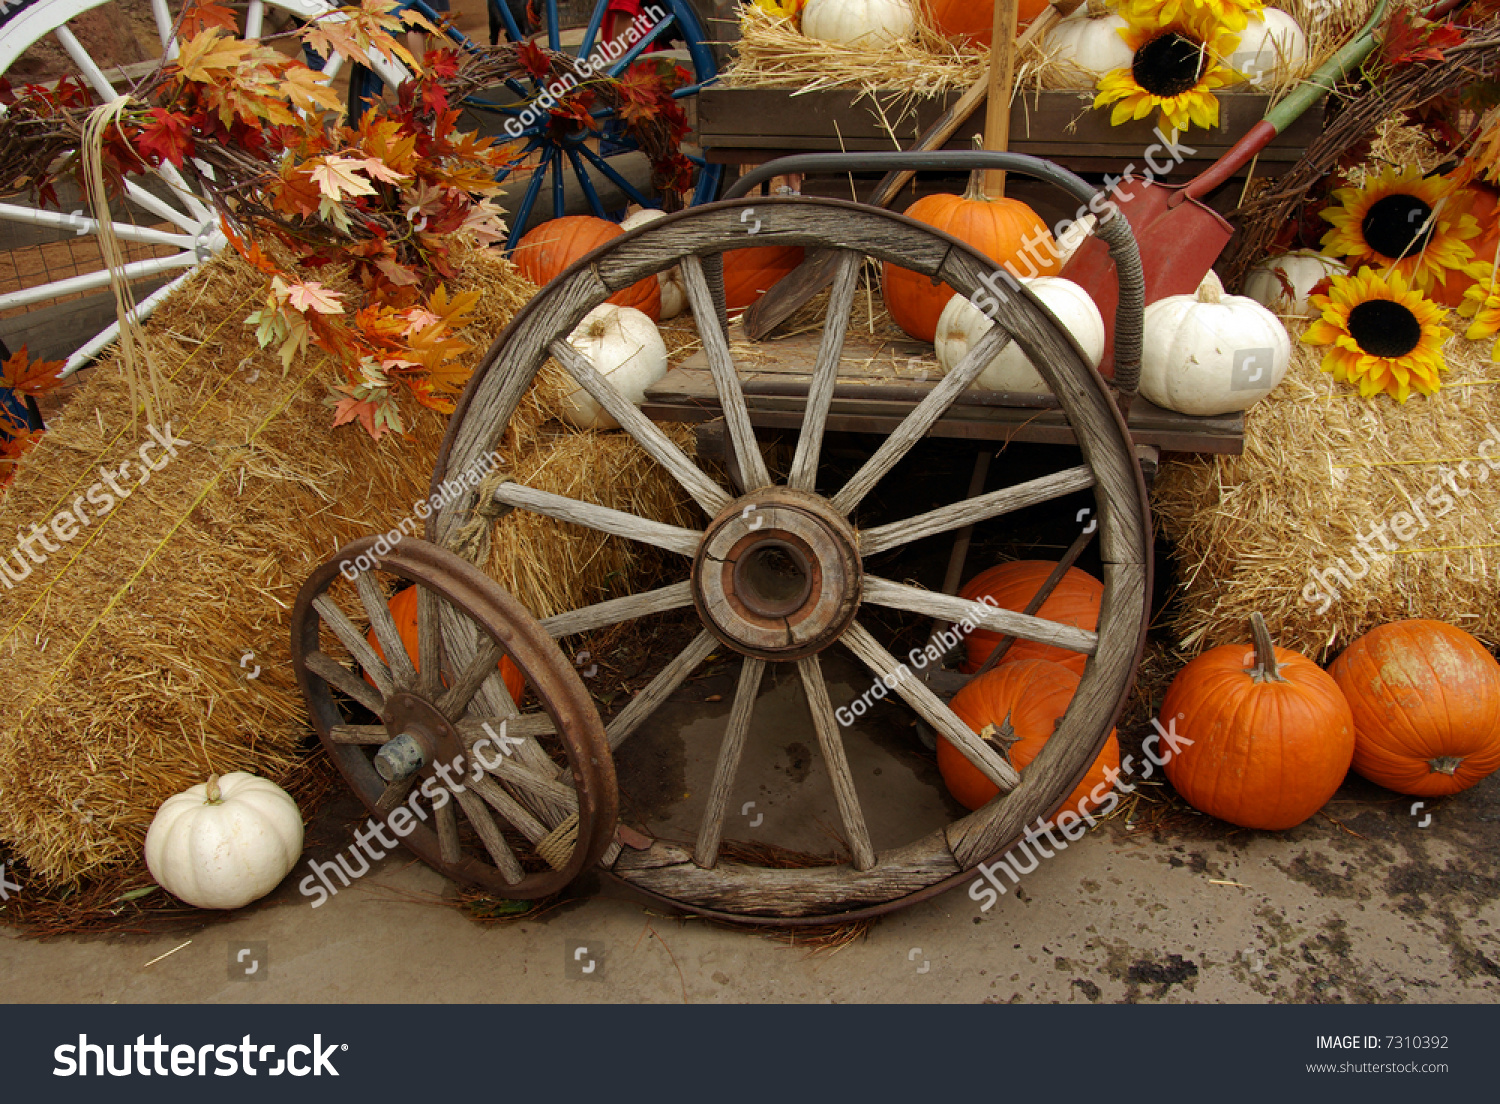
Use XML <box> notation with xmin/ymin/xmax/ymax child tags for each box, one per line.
<box><xmin>1061</xmin><ymin>179</ymin><xmax>1233</xmax><ymax>376</ymax></box>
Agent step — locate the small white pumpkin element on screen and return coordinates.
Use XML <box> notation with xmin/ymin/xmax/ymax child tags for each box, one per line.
<box><xmin>935</xmin><ymin>276</ymin><xmax>1106</xmax><ymax>394</ymax></box>
<box><xmin>145</xmin><ymin>772</ymin><xmax>303</xmax><ymax>910</ymax></box>
<box><xmin>1045</xmin><ymin>10</ymin><xmax>1133</xmax><ymax>79</ymax></box>
<box><xmin>1055</xmin><ymin>213</ymin><xmax>1097</xmax><ymax>268</ymax></box>
<box><xmin>1228</xmin><ymin>8</ymin><xmax>1308</xmax><ymax>86</ymax></box>
<box><xmin>621</xmin><ymin>208</ymin><xmax>686</xmax><ymax>319</ymax></box>
<box><xmin>801</xmin><ymin>0</ymin><xmax>915</xmax><ymax>48</ymax></box>
<box><xmin>1242</xmin><ymin>250</ymin><xmax>1344</xmax><ymax>316</ymax></box>
<box><xmin>561</xmin><ymin>304</ymin><xmax>669</xmax><ymax>430</ymax></box>
<box><xmin>1140</xmin><ymin>270</ymin><xmax>1291</xmax><ymax>416</ymax></box>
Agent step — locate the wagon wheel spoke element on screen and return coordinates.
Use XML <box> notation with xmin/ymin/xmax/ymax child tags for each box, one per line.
<box><xmin>330</xmin><ymin>724</ymin><xmax>389</xmax><ymax>744</ymax></box>
<box><xmin>861</xmin><ymin>575</ymin><xmax>1099</xmax><ymax>656</ymax></box>
<box><xmin>437</xmin><ymin>636</ymin><xmax>509</xmax><ymax>720</ymax></box>
<box><xmin>354</xmin><ymin>570</ymin><xmax>418</xmax><ymax>690</ymax></box>
<box><xmin>859</xmin><ymin>466</ymin><xmax>1096</xmax><ymax>556</ymax></box>
<box><xmin>452</xmin><ymin>786</ymin><xmax>526</xmax><ymax>884</ymax></box>
<box><xmin>311</xmin><ymin>595</ymin><xmax>395</xmax><ymax>699</ymax></box>
<box><xmin>841</xmin><ymin>621</ymin><xmax>1021</xmax><ymax>794</ymax></box>
<box><xmin>539</xmin><ymin>580</ymin><xmax>695</xmax><ymax>638</ymax></box>
<box><xmin>831</xmin><ymin>322</ymin><xmax>1013</xmax><ymax>515</ymax></box>
<box><xmin>798</xmin><ymin>655</ymin><xmax>876</xmax><ymax>870</ymax></box>
<box><xmin>492</xmin><ymin>482</ymin><xmax>702</xmax><ymax>556</ymax></box>
<box><xmin>605</xmin><ymin>630</ymin><xmax>718</xmax><ymax>751</ymax></box>
<box><xmin>549</xmin><ymin>338</ymin><xmax>730</xmax><ymax>514</ymax></box>
<box><xmin>416</xmin><ymin>582</ymin><xmax>445</xmax><ymax>698</ymax></box>
<box><xmin>435</xmin><ymin>800</ymin><xmax>462</xmax><ymax>864</ymax></box>
<box><xmin>304</xmin><ymin>650</ymin><xmax>385</xmax><ymax>713</ymax></box>
<box><xmin>694</xmin><ymin>658</ymin><xmax>766</xmax><ymax>869</ymax></box>
<box><xmin>377</xmin><ymin>774</ymin><xmax>416</xmax><ymax>814</ymax></box>
<box><xmin>788</xmin><ymin>250</ymin><xmax>863</xmax><ymax>492</ymax></box>
<box><xmin>680</xmin><ymin>254</ymin><xmax>773</xmax><ymax>490</ymax></box>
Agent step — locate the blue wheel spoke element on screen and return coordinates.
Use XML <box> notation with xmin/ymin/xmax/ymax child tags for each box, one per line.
<box><xmin>551</xmin><ymin>149</ymin><xmax>566</xmax><ymax>221</ymax></box>
<box><xmin>672</xmin><ymin>78</ymin><xmax>718</xmax><ymax>99</ymax></box>
<box><xmin>546</xmin><ymin>0</ymin><xmax>560</xmax><ymax>50</ymax></box>
<box><xmin>492</xmin><ymin>0</ymin><xmax>525</xmax><ymax>43</ymax></box>
<box><xmin>493</xmin><ymin>135</ymin><xmax>546</xmax><ymax>187</ymax></box>
<box><xmin>579</xmin><ymin>0</ymin><xmax>609</xmax><ymax>61</ymax></box>
<box><xmin>577</xmin><ymin>145</ymin><xmax>653</xmax><ymax>209</ymax></box>
<box><xmin>606</xmin><ymin>15</ymin><xmax>676</xmax><ymax>77</ymax></box>
<box><xmin>511</xmin><ymin>145</ymin><xmax>556</xmax><ymax>248</ymax></box>
<box><xmin>566</xmin><ymin>148</ymin><xmax>608</xmax><ymax>218</ymax></box>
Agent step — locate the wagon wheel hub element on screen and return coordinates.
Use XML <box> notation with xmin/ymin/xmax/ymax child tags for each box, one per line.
<box><xmin>691</xmin><ymin>489</ymin><xmax>862</xmax><ymax>661</ymax></box>
<box><xmin>375</xmin><ymin>692</ymin><xmax>462</xmax><ymax>783</ymax></box>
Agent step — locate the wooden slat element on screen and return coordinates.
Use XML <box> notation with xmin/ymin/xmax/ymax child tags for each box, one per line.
<box><xmin>355</xmin><ymin>572</ymin><xmax>417</xmax><ymax>691</ymax></box>
<box><xmin>788</xmin><ymin>250</ymin><xmax>862</xmax><ymax>491</ymax></box>
<box><xmin>860</xmin><ymin>464</ymin><xmax>1095</xmax><ymax>555</ymax></box>
<box><xmin>694</xmin><ymin>658</ymin><xmax>766</xmax><ymax>869</ymax></box>
<box><xmin>312</xmin><ymin>595</ymin><xmax>394</xmax><ymax>700</ymax></box>
<box><xmin>436</xmin><ymin>800</ymin><xmax>462</xmax><ymax>864</ymax></box>
<box><xmin>841</xmin><ymin>621</ymin><xmax>1021</xmax><ymax>793</ymax></box>
<box><xmin>436</xmin><ymin>637</ymin><xmax>509</xmax><ymax>720</ymax></box>
<box><xmin>330</xmin><ymin>724</ymin><xmax>389</xmax><ymax>745</ymax></box>
<box><xmin>376</xmin><ymin>775</ymin><xmax>415</xmax><ymax>814</ymax></box>
<box><xmin>453</xmin><ymin>786</ymin><xmax>526</xmax><ymax>884</ymax></box>
<box><xmin>416</xmin><ymin>584</ymin><xmax>444</xmax><ymax>698</ymax></box>
<box><xmin>862</xmin><ymin>575</ymin><xmax>1098</xmax><ymax>654</ymax></box>
<box><xmin>304</xmin><ymin>650</ymin><xmax>384</xmax><ymax>714</ymax></box>
<box><xmin>799</xmin><ymin>655</ymin><xmax>876</xmax><ymax>871</ymax></box>
<box><xmin>467</xmin><ymin>773</ymin><xmax>551</xmax><ymax>845</ymax></box>
<box><xmin>549</xmin><ymin>337</ymin><xmax>731</xmax><ymax>514</ymax></box>
<box><xmin>539</xmin><ymin>580</ymin><xmax>694</xmax><ymax>638</ymax></box>
<box><xmin>605</xmin><ymin>630</ymin><xmax>718</xmax><ymax>751</ymax></box>
<box><xmin>493</xmin><ymin>481</ymin><xmax>702</xmax><ymax>557</ymax></box>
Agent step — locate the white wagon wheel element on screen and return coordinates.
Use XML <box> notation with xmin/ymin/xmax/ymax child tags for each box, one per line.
<box><xmin>405</xmin><ymin>180</ymin><xmax>1152</xmax><ymax>924</ymax></box>
<box><xmin>0</xmin><ymin>0</ymin><xmax>408</xmax><ymax>373</ymax></box>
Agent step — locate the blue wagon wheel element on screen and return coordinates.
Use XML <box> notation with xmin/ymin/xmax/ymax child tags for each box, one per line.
<box><xmin>348</xmin><ymin>0</ymin><xmax>723</xmax><ymax>248</ymax></box>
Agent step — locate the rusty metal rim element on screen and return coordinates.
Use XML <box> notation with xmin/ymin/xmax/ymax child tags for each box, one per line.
<box><xmin>291</xmin><ymin>536</ymin><xmax>618</xmax><ymax>900</ymax></box>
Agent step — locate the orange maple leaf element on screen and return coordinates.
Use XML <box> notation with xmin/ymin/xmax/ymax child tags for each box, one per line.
<box><xmin>1</xmin><ymin>345</ymin><xmax>66</xmax><ymax>397</ymax></box>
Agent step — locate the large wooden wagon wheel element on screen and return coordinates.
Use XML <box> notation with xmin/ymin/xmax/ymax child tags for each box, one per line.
<box><xmin>291</xmin><ymin>537</ymin><xmax>618</xmax><ymax>898</ymax></box>
<box><xmin>409</xmin><ymin>152</ymin><xmax>1152</xmax><ymax>923</ymax></box>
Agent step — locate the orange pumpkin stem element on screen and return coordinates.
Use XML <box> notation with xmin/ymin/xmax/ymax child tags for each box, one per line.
<box><xmin>1429</xmin><ymin>756</ymin><xmax>1463</xmax><ymax>776</ymax></box>
<box><xmin>1247</xmin><ymin>612</ymin><xmax>1287</xmax><ymax>683</ymax></box>
<box><xmin>979</xmin><ymin>715</ymin><xmax>1023</xmax><ymax>761</ymax></box>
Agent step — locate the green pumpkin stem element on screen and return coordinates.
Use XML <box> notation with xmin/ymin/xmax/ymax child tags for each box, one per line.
<box><xmin>1248</xmin><ymin>612</ymin><xmax>1287</xmax><ymax>683</ymax></box>
<box><xmin>204</xmin><ymin>773</ymin><xmax>223</xmax><ymax>805</ymax></box>
<box><xmin>980</xmin><ymin>715</ymin><xmax>1023</xmax><ymax>762</ymax></box>
<box><xmin>1429</xmin><ymin>756</ymin><xmax>1463</xmax><ymax>776</ymax></box>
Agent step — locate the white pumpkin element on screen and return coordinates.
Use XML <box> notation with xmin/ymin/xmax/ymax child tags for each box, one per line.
<box><xmin>145</xmin><ymin>773</ymin><xmax>303</xmax><ymax>910</ymax></box>
<box><xmin>621</xmin><ymin>208</ymin><xmax>686</xmax><ymax>319</ymax></box>
<box><xmin>935</xmin><ymin>276</ymin><xmax>1106</xmax><ymax>394</ymax></box>
<box><xmin>800</xmin><ymin>0</ymin><xmax>915</xmax><ymax>48</ymax></box>
<box><xmin>1055</xmin><ymin>213</ymin><xmax>1097</xmax><ymax>268</ymax></box>
<box><xmin>1228</xmin><ymin>8</ymin><xmax>1308</xmax><ymax>86</ymax></box>
<box><xmin>561</xmin><ymin>304</ymin><xmax>669</xmax><ymax>430</ymax></box>
<box><xmin>1242</xmin><ymin>250</ymin><xmax>1344</xmax><ymax>316</ymax></box>
<box><xmin>1140</xmin><ymin>270</ymin><xmax>1291</xmax><ymax>416</ymax></box>
<box><xmin>1045</xmin><ymin>10</ymin><xmax>1133</xmax><ymax>79</ymax></box>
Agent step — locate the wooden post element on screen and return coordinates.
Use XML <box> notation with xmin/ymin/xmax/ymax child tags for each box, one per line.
<box><xmin>982</xmin><ymin>0</ymin><xmax>1020</xmax><ymax>199</ymax></box>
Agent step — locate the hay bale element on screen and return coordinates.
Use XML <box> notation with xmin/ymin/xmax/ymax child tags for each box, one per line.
<box><xmin>1154</xmin><ymin>321</ymin><xmax>1500</xmax><ymax>663</ymax></box>
<box><xmin>0</xmin><ymin>243</ymin><xmax>697</xmax><ymax>889</ymax></box>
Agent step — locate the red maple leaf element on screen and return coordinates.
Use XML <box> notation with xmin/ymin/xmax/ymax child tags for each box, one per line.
<box><xmin>423</xmin><ymin>48</ymin><xmax>460</xmax><ymax>80</ymax></box>
<box><xmin>1381</xmin><ymin>8</ymin><xmax>1465</xmax><ymax>67</ymax></box>
<box><xmin>136</xmin><ymin>108</ymin><xmax>195</xmax><ymax>168</ymax></box>
<box><xmin>516</xmin><ymin>40</ymin><xmax>551</xmax><ymax>82</ymax></box>
<box><xmin>420</xmin><ymin>78</ymin><xmax>449</xmax><ymax>116</ymax></box>
<box><xmin>179</xmin><ymin>0</ymin><xmax>238</xmax><ymax>38</ymax></box>
<box><xmin>331</xmin><ymin>394</ymin><xmax>387</xmax><ymax>440</ymax></box>
<box><xmin>0</xmin><ymin>344</ymin><xmax>67</xmax><ymax>397</ymax></box>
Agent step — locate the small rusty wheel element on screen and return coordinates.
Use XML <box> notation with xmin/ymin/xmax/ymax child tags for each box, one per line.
<box><xmin>428</xmin><ymin>194</ymin><xmax>1151</xmax><ymax>923</ymax></box>
<box><xmin>291</xmin><ymin>537</ymin><xmax>617</xmax><ymax>899</ymax></box>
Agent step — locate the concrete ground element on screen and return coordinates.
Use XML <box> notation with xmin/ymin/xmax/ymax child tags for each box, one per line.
<box><xmin>5</xmin><ymin>650</ymin><xmax>1498</xmax><ymax>1004</ymax></box>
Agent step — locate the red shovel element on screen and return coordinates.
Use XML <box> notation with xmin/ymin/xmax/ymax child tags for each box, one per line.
<box><xmin>1061</xmin><ymin>0</ymin><xmax>1391</xmax><ymax>374</ymax></box>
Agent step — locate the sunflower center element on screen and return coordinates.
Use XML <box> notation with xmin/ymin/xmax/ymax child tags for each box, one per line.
<box><xmin>1348</xmin><ymin>299</ymin><xmax>1422</xmax><ymax>358</ymax></box>
<box><xmin>1360</xmin><ymin>194</ymin><xmax>1435</xmax><ymax>260</ymax></box>
<box><xmin>1131</xmin><ymin>32</ymin><xmax>1206</xmax><ymax>97</ymax></box>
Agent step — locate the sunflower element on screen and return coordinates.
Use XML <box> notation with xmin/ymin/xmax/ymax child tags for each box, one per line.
<box><xmin>1319</xmin><ymin>167</ymin><xmax>1481</xmax><ymax>293</ymax></box>
<box><xmin>1457</xmin><ymin>259</ymin><xmax>1500</xmax><ymax>360</ymax></box>
<box><xmin>1302</xmin><ymin>267</ymin><xmax>1452</xmax><ymax>402</ymax></box>
<box><xmin>1094</xmin><ymin>6</ymin><xmax>1241</xmax><ymax>134</ymax></box>
<box><xmin>1119</xmin><ymin>0</ymin><xmax>1263</xmax><ymax>33</ymax></box>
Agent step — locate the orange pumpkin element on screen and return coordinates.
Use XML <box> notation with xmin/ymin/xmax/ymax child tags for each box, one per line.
<box><xmin>958</xmin><ymin>560</ymin><xmax>1103</xmax><ymax>675</ymax></box>
<box><xmin>1431</xmin><ymin>183</ymin><xmax>1500</xmax><ymax>307</ymax></box>
<box><xmin>942</xmin><ymin>658</ymin><xmax>1119</xmax><ymax>814</ymax></box>
<box><xmin>928</xmin><ymin>0</ymin><xmax>1050</xmax><ymax>45</ymax></box>
<box><xmin>722</xmin><ymin>245</ymin><xmax>805</xmax><ymax>311</ymax></box>
<box><xmin>1162</xmin><ymin>613</ymin><xmax>1354</xmax><ymax>830</ymax></box>
<box><xmin>1328</xmin><ymin>619</ymin><xmax>1500</xmax><ymax>796</ymax></box>
<box><xmin>513</xmin><ymin>216</ymin><xmax>661</xmax><ymax>319</ymax></box>
<box><xmin>365</xmin><ymin>586</ymin><xmax>526</xmax><ymax>705</ymax></box>
<box><xmin>882</xmin><ymin>169</ymin><xmax>1060</xmax><ymax>343</ymax></box>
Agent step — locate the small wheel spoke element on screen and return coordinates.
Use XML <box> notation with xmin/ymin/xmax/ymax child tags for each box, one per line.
<box><xmin>304</xmin><ymin>650</ymin><xmax>385</xmax><ymax>714</ymax></box>
<box><xmin>798</xmin><ymin>656</ymin><xmax>876</xmax><ymax>870</ymax></box>
<box><xmin>861</xmin><ymin>575</ymin><xmax>1098</xmax><ymax>655</ymax></box>
<box><xmin>312</xmin><ymin>594</ymin><xmax>395</xmax><ymax>699</ymax></box>
<box><xmin>549</xmin><ymin>338</ymin><xmax>731</xmax><ymax>514</ymax></box>
<box><xmin>540</xmin><ymin>580</ymin><xmax>694</xmax><ymax>638</ymax></box>
<box><xmin>453</xmin><ymin>786</ymin><xmax>526</xmax><ymax>883</ymax></box>
<box><xmin>457</xmin><ymin>715</ymin><xmax>556</xmax><ymax>740</ymax></box>
<box><xmin>679</xmin><ymin>254</ymin><xmax>773</xmax><ymax>490</ymax></box>
<box><xmin>694</xmin><ymin>658</ymin><xmax>765</xmax><ymax>869</ymax></box>
<box><xmin>788</xmin><ymin>250</ymin><xmax>862</xmax><ymax>492</ymax></box>
<box><xmin>330</xmin><ymin>724</ymin><xmax>389</xmax><ymax>745</ymax></box>
<box><xmin>437</xmin><ymin>637</ymin><xmax>509</xmax><ymax>720</ymax></box>
<box><xmin>377</xmin><ymin>774</ymin><xmax>416</xmax><ymax>814</ymax></box>
<box><xmin>841</xmin><ymin>621</ymin><xmax>1020</xmax><ymax>794</ymax></box>
<box><xmin>605</xmin><ymin>629</ymin><xmax>718</xmax><ymax>751</ymax></box>
<box><xmin>436</xmin><ymin>799</ymin><xmax>462</xmax><ymax>863</ymax></box>
<box><xmin>467</xmin><ymin>772</ymin><xmax>552</xmax><ymax>840</ymax></box>
<box><xmin>859</xmin><ymin>465</ymin><xmax>1097</xmax><ymax>556</ymax></box>
<box><xmin>831</xmin><ymin>322</ymin><xmax>1012</xmax><ymax>515</ymax></box>
<box><xmin>417</xmin><ymin>585</ymin><xmax>444</xmax><ymax>697</ymax></box>
<box><xmin>564</xmin><ymin>148</ymin><xmax>608</xmax><ymax>219</ymax></box>
<box><xmin>492</xmin><ymin>481</ymin><xmax>702</xmax><ymax>556</ymax></box>
<box><xmin>355</xmin><ymin>572</ymin><xmax>418</xmax><ymax>690</ymax></box>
